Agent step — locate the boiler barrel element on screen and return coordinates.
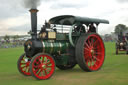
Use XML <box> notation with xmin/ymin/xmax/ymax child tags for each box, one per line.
<box><xmin>42</xmin><ymin>41</ymin><xmax>69</xmax><ymax>54</ymax></box>
<box><xmin>24</xmin><ymin>40</ymin><xmax>70</xmax><ymax>57</ymax></box>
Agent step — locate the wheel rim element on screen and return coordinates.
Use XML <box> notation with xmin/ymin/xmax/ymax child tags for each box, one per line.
<box><xmin>32</xmin><ymin>54</ymin><xmax>55</xmax><ymax>80</ymax></box>
<box><xmin>84</xmin><ymin>34</ymin><xmax>105</xmax><ymax>71</ymax></box>
<box><xmin>19</xmin><ymin>54</ymin><xmax>31</xmax><ymax>75</ymax></box>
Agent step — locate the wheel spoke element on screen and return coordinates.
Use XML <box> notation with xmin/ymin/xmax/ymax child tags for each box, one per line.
<box><xmin>24</xmin><ymin>66</ymin><xmax>27</xmax><ymax>72</ymax></box>
<box><xmin>35</xmin><ymin>68</ymin><xmax>40</xmax><ymax>73</ymax></box>
<box><xmin>26</xmin><ymin>66</ymin><xmax>29</xmax><ymax>72</ymax></box>
<box><xmin>94</xmin><ymin>52</ymin><xmax>102</xmax><ymax>55</ymax></box>
<box><xmin>86</xmin><ymin>59</ymin><xmax>90</xmax><ymax>66</ymax></box>
<box><xmin>33</xmin><ymin>65</ymin><xmax>40</xmax><ymax>68</ymax></box>
<box><xmin>84</xmin><ymin>52</ymin><xmax>90</xmax><ymax>57</ymax></box>
<box><xmin>84</xmin><ymin>53</ymin><xmax>91</xmax><ymax>58</ymax></box>
<box><xmin>22</xmin><ymin>59</ymin><xmax>26</xmax><ymax>62</ymax></box>
<box><xmin>44</xmin><ymin>69</ymin><xmax>47</xmax><ymax>75</ymax></box>
<box><xmin>91</xmin><ymin>38</ymin><xmax>95</xmax><ymax>47</ymax></box>
<box><xmin>89</xmin><ymin>60</ymin><xmax>92</xmax><ymax>67</ymax></box>
<box><xmin>46</xmin><ymin>65</ymin><xmax>52</xmax><ymax>68</ymax></box>
<box><xmin>88</xmin><ymin>39</ymin><xmax>92</xmax><ymax>48</ymax></box>
<box><xmin>46</xmin><ymin>61</ymin><xmax>51</xmax><ymax>65</ymax></box>
<box><xmin>37</xmin><ymin>58</ymin><xmax>42</xmax><ymax>64</ymax></box>
<box><xmin>84</xmin><ymin>48</ymin><xmax>90</xmax><ymax>51</ymax></box>
<box><xmin>85</xmin><ymin>42</ymin><xmax>91</xmax><ymax>49</ymax></box>
<box><xmin>93</xmin><ymin>46</ymin><xmax>101</xmax><ymax>50</ymax></box>
<box><xmin>37</xmin><ymin>69</ymin><xmax>42</xmax><ymax>75</ymax></box>
<box><xmin>93</xmin><ymin>56</ymin><xmax>101</xmax><ymax>62</ymax></box>
<box><xmin>94</xmin><ymin>62</ymin><xmax>98</xmax><ymax>67</ymax></box>
<box><xmin>35</xmin><ymin>60</ymin><xmax>40</xmax><ymax>64</ymax></box>
<box><xmin>45</xmin><ymin>58</ymin><xmax>48</xmax><ymax>63</ymax></box>
<box><xmin>21</xmin><ymin>66</ymin><xmax>27</xmax><ymax>69</ymax></box>
<box><xmin>91</xmin><ymin>58</ymin><xmax>95</xmax><ymax>67</ymax></box>
<box><xmin>84</xmin><ymin>55</ymin><xmax>90</xmax><ymax>60</ymax></box>
<box><xmin>20</xmin><ymin>63</ymin><xmax>26</xmax><ymax>65</ymax></box>
<box><xmin>96</xmin><ymin>46</ymin><xmax>101</xmax><ymax>49</ymax></box>
<box><xmin>41</xmin><ymin>71</ymin><xmax>44</xmax><ymax>77</ymax></box>
<box><xmin>93</xmin><ymin>40</ymin><xmax>98</xmax><ymax>46</ymax></box>
<box><xmin>42</xmin><ymin>56</ymin><xmax>44</xmax><ymax>63</ymax></box>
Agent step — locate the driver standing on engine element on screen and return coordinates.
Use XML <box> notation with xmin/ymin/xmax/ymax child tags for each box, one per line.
<box><xmin>88</xmin><ymin>23</ymin><xmax>96</xmax><ymax>33</ymax></box>
<box><xmin>39</xmin><ymin>25</ymin><xmax>47</xmax><ymax>38</ymax></box>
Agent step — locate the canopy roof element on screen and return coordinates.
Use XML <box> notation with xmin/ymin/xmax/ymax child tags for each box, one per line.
<box><xmin>49</xmin><ymin>15</ymin><xmax>109</xmax><ymax>25</ymax></box>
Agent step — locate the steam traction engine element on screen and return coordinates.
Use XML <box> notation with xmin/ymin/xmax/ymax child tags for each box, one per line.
<box><xmin>116</xmin><ymin>31</ymin><xmax>128</xmax><ymax>54</ymax></box>
<box><xmin>17</xmin><ymin>9</ymin><xmax>109</xmax><ymax>80</ymax></box>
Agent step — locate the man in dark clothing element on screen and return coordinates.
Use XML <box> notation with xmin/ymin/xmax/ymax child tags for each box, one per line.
<box><xmin>39</xmin><ymin>25</ymin><xmax>48</xmax><ymax>38</ymax></box>
<box><xmin>75</xmin><ymin>24</ymin><xmax>86</xmax><ymax>33</ymax></box>
<box><xmin>40</xmin><ymin>25</ymin><xmax>46</xmax><ymax>33</ymax></box>
<box><xmin>88</xmin><ymin>23</ymin><xmax>96</xmax><ymax>32</ymax></box>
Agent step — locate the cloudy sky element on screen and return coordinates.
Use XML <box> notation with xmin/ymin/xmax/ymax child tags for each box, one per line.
<box><xmin>0</xmin><ymin>0</ymin><xmax>128</xmax><ymax>36</ymax></box>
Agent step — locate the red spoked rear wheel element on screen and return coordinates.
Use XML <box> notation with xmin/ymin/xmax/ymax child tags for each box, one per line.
<box><xmin>30</xmin><ymin>53</ymin><xmax>55</xmax><ymax>80</ymax></box>
<box><xmin>84</xmin><ymin>34</ymin><xmax>105</xmax><ymax>71</ymax></box>
<box><xmin>17</xmin><ymin>53</ymin><xmax>31</xmax><ymax>76</ymax></box>
<box><xmin>76</xmin><ymin>33</ymin><xmax>105</xmax><ymax>71</ymax></box>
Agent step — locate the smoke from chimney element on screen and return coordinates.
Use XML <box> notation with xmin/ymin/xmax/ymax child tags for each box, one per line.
<box><xmin>23</xmin><ymin>0</ymin><xmax>41</xmax><ymax>9</ymax></box>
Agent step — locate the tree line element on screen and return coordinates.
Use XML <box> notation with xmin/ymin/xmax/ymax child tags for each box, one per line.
<box><xmin>103</xmin><ymin>24</ymin><xmax>128</xmax><ymax>42</ymax></box>
<box><xmin>114</xmin><ymin>24</ymin><xmax>128</xmax><ymax>35</ymax></box>
<box><xmin>2</xmin><ymin>35</ymin><xmax>20</xmax><ymax>43</ymax></box>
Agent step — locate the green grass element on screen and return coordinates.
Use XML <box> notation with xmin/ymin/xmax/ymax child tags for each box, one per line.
<box><xmin>0</xmin><ymin>42</ymin><xmax>128</xmax><ymax>85</ymax></box>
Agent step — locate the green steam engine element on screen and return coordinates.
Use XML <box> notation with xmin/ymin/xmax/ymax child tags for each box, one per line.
<box><xmin>17</xmin><ymin>9</ymin><xmax>109</xmax><ymax>80</ymax></box>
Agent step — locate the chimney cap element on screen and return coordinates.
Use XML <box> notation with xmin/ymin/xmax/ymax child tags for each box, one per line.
<box><xmin>29</xmin><ymin>9</ymin><xmax>38</xmax><ymax>13</ymax></box>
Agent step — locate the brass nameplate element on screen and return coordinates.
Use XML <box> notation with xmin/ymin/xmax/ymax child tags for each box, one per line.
<box><xmin>48</xmin><ymin>32</ymin><xmax>56</xmax><ymax>39</ymax></box>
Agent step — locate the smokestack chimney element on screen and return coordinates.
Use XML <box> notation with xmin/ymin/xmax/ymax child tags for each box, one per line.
<box><xmin>29</xmin><ymin>9</ymin><xmax>38</xmax><ymax>39</ymax></box>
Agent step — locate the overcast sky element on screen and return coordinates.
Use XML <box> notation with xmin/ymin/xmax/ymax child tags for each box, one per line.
<box><xmin>0</xmin><ymin>0</ymin><xmax>128</xmax><ymax>36</ymax></box>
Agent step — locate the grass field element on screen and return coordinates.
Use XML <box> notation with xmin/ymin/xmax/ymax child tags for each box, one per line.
<box><xmin>0</xmin><ymin>42</ymin><xmax>128</xmax><ymax>85</ymax></box>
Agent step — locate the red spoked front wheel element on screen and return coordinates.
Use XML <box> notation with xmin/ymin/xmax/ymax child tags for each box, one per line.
<box><xmin>30</xmin><ymin>53</ymin><xmax>55</xmax><ymax>80</ymax></box>
<box><xmin>76</xmin><ymin>33</ymin><xmax>105</xmax><ymax>71</ymax></box>
<box><xmin>17</xmin><ymin>53</ymin><xmax>31</xmax><ymax>76</ymax></box>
